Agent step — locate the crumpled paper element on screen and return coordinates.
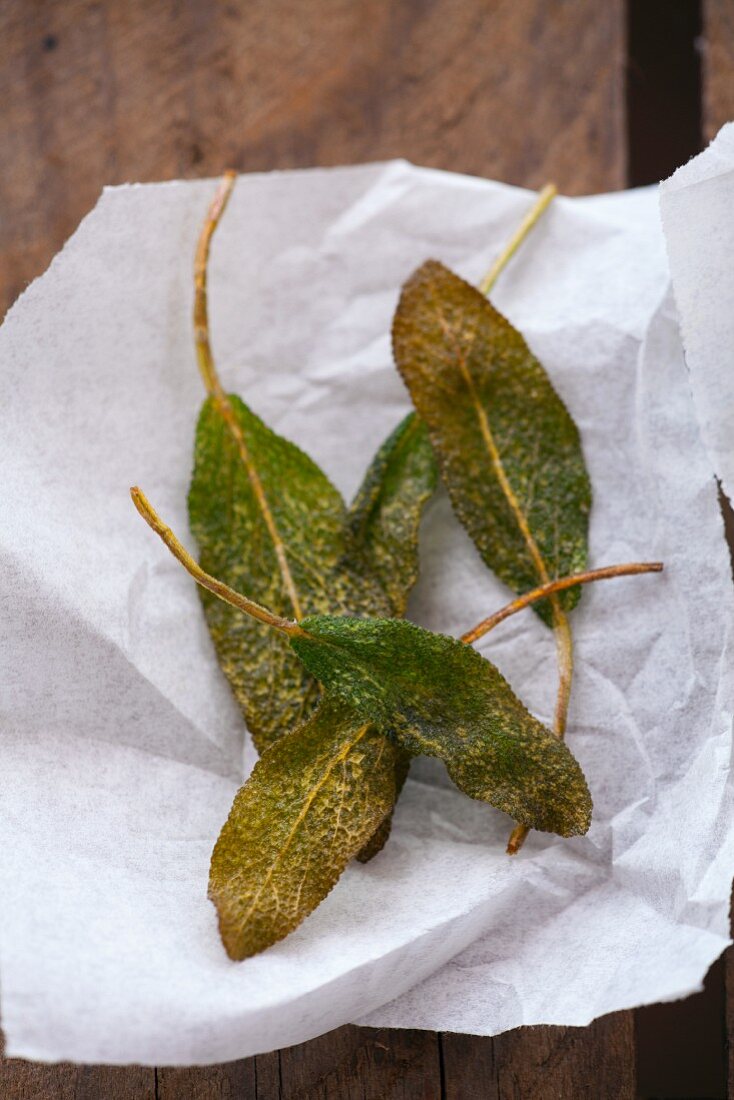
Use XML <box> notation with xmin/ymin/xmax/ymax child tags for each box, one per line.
<box><xmin>661</xmin><ymin>121</ymin><xmax>734</xmax><ymax>505</ymax></box>
<box><xmin>1</xmin><ymin>153</ymin><xmax>732</xmax><ymax>1066</ymax></box>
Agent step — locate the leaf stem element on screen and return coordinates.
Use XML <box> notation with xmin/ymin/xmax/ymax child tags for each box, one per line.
<box><xmin>475</xmin><ymin>180</ymin><xmax>561</xmax><ymax>853</ymax></box>
<box><xmin>479</xmin><ymin>183</ymin><xmax>557</xmax><ymax>296</ymax></box>
<box><xmin>551</xmin><ymin>610</ymin><xmax>574</xmax><ymax>736</ymax></box>
<box><xmin>130</xmin><ymin>487</ymin><xmax>304</xmax><ymax>637</ymax></box>
<box><xmin>504</xmin><ymin>610</ymin><xmax>574</xmax><ymax>854</ymax></box>
<box><xmin>192</xmin><ymin>172</ymin><xmax>304</xmax><ymax>621</ymax></box>
<box><xmin>460</xmin><ymin>562</ymin><xmax>663</xmax><ymax>644</ymax></box>
<box><xmin>460</xmin><ymin>559</ymin><xmax>663</xmax><ymax>855</ymax></box>
<box><xmin>194</xmin><ymin>171</ymin><xmax>237</xmax><ymax>395</ymax></box>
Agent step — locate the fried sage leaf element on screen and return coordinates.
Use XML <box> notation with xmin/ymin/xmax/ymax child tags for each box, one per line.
<box><xmin>348</xmin><ymin>411</ymin><xmax>438</xmax><ymax>857</ymax></box>
<box><xmin>392</xmin><ymin>260</ymin><xmax>591</xmax><ymax>625</ymax></box>
<box><xmin>188</xmin><ymin>394</ymin><xmax>392</xmax><ymax>754</ymax></box>
<box><xmin>209</xmin><ymin>697</ymin><xmax>398</xmax><ymax>960</ymax></box>
<box><xmin>291</xmin><ymin>615</ymin><xmax>592</xmax><ymax>837</ymax></box>
<box><xmin>347</xmin><ymin>412</ymin><xmax>438</xmax><ymax>617</ymax></box>
<box><xmin>354</xmin><ymin>744</ymin><xmax>411</xmax><ymax>864</ymax></box>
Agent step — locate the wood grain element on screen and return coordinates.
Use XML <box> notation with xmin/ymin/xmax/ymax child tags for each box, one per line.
<box><xmin>440</xmin><ymin>1031</ymin><xmax>499</xmax><ymax>1100</ymax></box>
<box><xmin>0</xmin><ymin>1059</ymin><xmax>154</xmax><ymax>1099</ymax></box>
<box><xmin>277</xmin><ymin>1026</ymin><xmax>441</xmax><ymax>1099</ymax></box>
<box><xmin>156</xmin><ymin>1061</ymin><xmax>256</xmax><ymax>1099</ymax></box>
<box><xmin>704</xmin><ymin>0</ymin><xmax>734</xmax><ymax>141</ymax></box>
<box><xmin>440</xmin><ymin>1013</ymin><xmax>636</xmax><ymax>1100</ymax></box>
<box><xmin>493</xmin><ymin>1013</ymin><xmax>636</xmax><ymax>1100</ymax></box>
<box><xmin>0</xmin><ymin>0</ymin><xmax>626</xmax><ymax>318</ymax></box>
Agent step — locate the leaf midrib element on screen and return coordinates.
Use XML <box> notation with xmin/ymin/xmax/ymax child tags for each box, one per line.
<box><xmin>229</xmin><ymin>720</ymin><xmax>376</xmax><ymax>929</ymax></box>
<box><xmin>212</xmin><ymin>387</ymin><xmax>304</xmax><ymax>620</ymax></box>
<box><xmin>427</xmin><ymin>274</ymin><xmax>560</xmax><ymax>607</ymax></box>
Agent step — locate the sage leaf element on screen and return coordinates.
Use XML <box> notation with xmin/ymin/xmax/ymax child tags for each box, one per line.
<box><xmin>209</xmin><ymin>697</ymin><xmax>398</xmax><ymax>960</ymax></box>
<box><xmin>347</xmin><ymin>412</ymin><xmax>438</xmax><ymax>617</ymax></box>
<box><xmin>188</xmin><ymin>394</ymin><xmax>392</xmax><ymax>754</ymax></box>
<box><xmin>189</xmin><ymin>398</ymin><xmax>437</xmax><ymax>855</ymax></box>
<box><xmin>348</xmin><ymin>411</ymin><xmax>438</xmax><ymax>857</ymax></box>
<box><xmin>392</xmin><ymin>260</ymin><xmax>591</xmax><ymax>625</ymax></box>
<box><xmin>354</xmin><ymin>747</ymin><xmax>411</xmax><ymax>864</ymax></box>
<box><xmin>291</xmin><ymin>615</ymin><xmax>592</xmax><ymax>837</ymax></box>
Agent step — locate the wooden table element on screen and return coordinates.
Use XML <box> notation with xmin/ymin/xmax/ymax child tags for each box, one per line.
<box><xmin>1</xmin><ymin>2</ymin><xmax>731</xmax><ymax>1096</ymax></box>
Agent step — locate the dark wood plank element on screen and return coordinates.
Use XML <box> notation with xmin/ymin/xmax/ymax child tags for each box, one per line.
<box><xmin>0</xmin><ymin>0</ymin><xmax>627</xmax><ymax>318</ymax></box>
<box><xmin>278</xmin><ymin>1025</ymin><xmax>441</xmax><ymax>1099</ymax></box>
<box><xmin>0</xmin><ymin>1</ymin><xmax>635</xmax><ymax>1096</ymax></box>
<box><xmin>441</xmin><ymin>1013</ymin><xmax>637</xmax><ymax>1100</ymax></box>
<box><xmin>440</xmin><ymin>1032</ymin><xmax>498</xmax><ymax>1100</ymax></box>
<box><xmin>636</xmin><ymin>955</ymin><xmax>726</xmax><ymax>1100</ymax></box>
<box><xmin>156</xmin><ymin>1061</ymin><xmax>256</xmax><ymax>1099</ymax></box>
<box><xmin>253</xmin><ymin>1051</ymin><xmax>281</xmax><ymax>1099</ymax></box>
<box><xmin>492</xmin><ymin>1012</ymin><xmax>636</xmax><ymax>1100</ymax></box>
<box><xmin>704</xmin><ymin>0</ymin><xmax>734</xmax><ymax>141</ymax></box>
<box><xmin>442</xmin><ymin>1012</ymin><xmax>638</xmax><ymax>1100</ymax></box>
<box><xmin>0</xmin><ymin>1058</ymin><xmax>155</xmax><ymax>1100</ymax></box>
<box><xmin>626</xmin><ymin>0</ymin><xmax>703</xmax><ymax>185</ymax></box>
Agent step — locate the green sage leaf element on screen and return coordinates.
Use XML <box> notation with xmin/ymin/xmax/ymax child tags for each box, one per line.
<box><xmin>348</xmin><ymin>411</ymin><xmax>438</xmax><ymax>857</ymax></box>
<box><xmin>291</xmin><ymin>615</ymin><xmax>592</xmax><ymax>837</ymax></box>
<box><xmin>347</xmin><ymin>412</ymin><xmax>438</xmax><ymax>617</ymax></box>
<box><xmin>190</xmin><ymin>398</ymin><xmax>437</xmax><ymax>860</ymax></box>
<box><xmin>392</xmin><ymin>260</ymin><xmax>591</xmax><ymax>625</ymax></box>
<box><xmin>354</xmin><ymin>748</ymin><xmax>411</xmax><ymax>864</ymax></box>
<box><xmin>188</xmin><ymin>394</ymin><xmax>392</xmax><ymax>755</ymax></box>
<box><xmin>209</xmin><ymin>697</ymin><xmax>398</xmax><ymax>960</ymax></box>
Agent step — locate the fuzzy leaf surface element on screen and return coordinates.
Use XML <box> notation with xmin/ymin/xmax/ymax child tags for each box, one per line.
<box><xmin>188</xmin><ymin>394</ymin><xmax>391</xmax><ymax>754</ymax></box>
<box><xmin>347</xmin><ymin>411</ymin><xmax>437</xmax><ymax>856</ymax></box>
<box><xmin>291</xmin><ymin>615</ymin><xmax>592</xmax><ymax>837</ymax></box>
<box><xmin>392</xmin><ymin>260</ymin><xmax>591</xmax><ymax>624</ymax></box>
<box><xmin>209</xmin><ymin>697</ymin><xmax>397</xmax><ymax>959</ymax></box>
<box><xmin>347</xmin><ymin>412</ymin><xmax>438</xmax><ymax>617</ymax></box>
<box><xmin>354</xmin><ymin>748</ymin><xmax>411</xmax><ymax>863</ymax></box>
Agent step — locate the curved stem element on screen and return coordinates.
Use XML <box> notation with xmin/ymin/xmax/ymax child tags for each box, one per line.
<box><xmin>130</xmin><ymin>487</ymin><xmax>304</xmax><ymax>638</ymax></box>
<box><xmin>461</xmin><ymin>559</ymin><xmax>664</xmax><ymax>856</ymax></box>
<box><xmin>194</xmin><ymin>171</ymin><xmax>237</xmax><ymax>397</ymax></box>
<box><xmin>476</xmin><ymin>175</ymin><xmax>651</xmax><ymax>854</ymax></box>
<box><xmin>503</xmin><ymin>610</ymin><xmax>574</xmax><ymax>853</ymax></box>
<box><xmin>461</xmin><ymin>562</ymin><xmax>663</xmax><ymax>644</ymax></box>
<box><xmin>192</xmin><ymin>173</ymin><xmax>303</xmax><ymax>620</ymax></box>
<box><xmin>475</xmin><ymin>182</ymin><xmax>562</xmax><ymax>853</ymax></box>
<box><xmin>479</xmin><ymin>183</ymin><xmax>557</xmax><ymax>296</ymax></box>
<box><xmin>551</xmin><ymin>611</ymin><xmax>574</xmax><ymax>736</ymax></box>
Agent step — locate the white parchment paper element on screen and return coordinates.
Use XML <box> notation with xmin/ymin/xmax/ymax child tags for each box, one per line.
<box><xmin>1</xmin><ymin>158</ymin><xmax>732</xmax><ymax>1065</ymax></box>
<box><xmin>661</xmin><ymin>121</ymin><xmax>734</xmax><ymax>504</ymax></box>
